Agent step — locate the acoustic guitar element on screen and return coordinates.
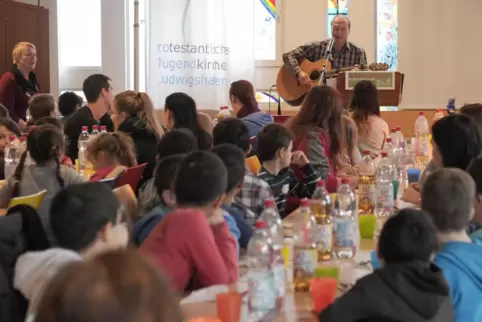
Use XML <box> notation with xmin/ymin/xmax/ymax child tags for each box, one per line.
<box><xmin>276</xmin><ymin>59</ymin><xmax>387</xmax><ymax>106</ymax></box>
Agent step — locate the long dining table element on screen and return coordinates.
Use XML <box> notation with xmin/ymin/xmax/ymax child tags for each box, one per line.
<box><xmin>181</xmin><ymin>208</ymin><xmax>378</xmax><ymax>322</ymax></box>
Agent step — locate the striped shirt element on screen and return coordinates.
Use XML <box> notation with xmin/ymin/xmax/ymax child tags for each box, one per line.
<box><xmin>257</xmin><ymin>164</ymin><xmax>320</xmax><ymax>218</ymax></box>
<box><xmin>282</xmin><ymin>39</ymin><xmax>367</xmax><ymax>76</ymax></box>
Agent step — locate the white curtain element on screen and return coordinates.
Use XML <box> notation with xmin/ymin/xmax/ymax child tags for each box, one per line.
<box><xmin>147</xmin><ymin>0</ymin><xmax>255</xmax><ymax>109</ymax></box>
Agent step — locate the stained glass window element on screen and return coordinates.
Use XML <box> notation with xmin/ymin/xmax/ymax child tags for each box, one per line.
<box><xmin>328</xmin><ymin>0</ymin><xmax>349</xmax><ymax>37</ymax></box>
<box><xmin>254</xmin><ymin>0</ymin><xmax>278</xmax><ymax>61</ymax></box>
<box><xmin>376</xmin><ymin>0</ymin><xmax>398</xmax><ymax>70</ymax></box>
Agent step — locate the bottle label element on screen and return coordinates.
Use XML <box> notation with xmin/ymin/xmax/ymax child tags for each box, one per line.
<box><xmin>249</xmin><ymin>270</ymin><xmax>276</xmax><ymax>310</ymax></box>
<box><xmin>334</xmin><ymin>219</ymin><xmax>355</xmax><ymax>248</ymax></box>
<box><xmin>416</xmin><ymin>137</ymin><xmax>429</xmax><ymax>156</ymax></box>
<box><xmin>375</xmin><ymin>183</ymin><xmax>394</xmax><ymax>212</ymax></box>
<box><xmin>358</xmin><ymin>183</ymin><xmax>375</xmax><ymax>214</ymax></box>
<box><xmin>314</xmin><ymin>224</ymin><xmax>333</xmax><ymax>253</ymax></box>
<box><xmin>293</xmin><ymin>248</ymin><xmax>318</xmax><ymax>275</ymax></box>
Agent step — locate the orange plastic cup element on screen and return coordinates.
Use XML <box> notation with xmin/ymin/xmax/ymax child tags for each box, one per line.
<box><xmin>310</xmin><ymin>277</ymin><xmax>337</xmax><ymax>313</ymax></box>
<box><xmin>216</xmin><ymin>292</ymin><xmax>242</xmax><ymax>322</ymax></box>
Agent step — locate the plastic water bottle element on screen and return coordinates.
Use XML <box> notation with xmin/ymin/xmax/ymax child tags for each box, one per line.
<box><xmin>358</xmin><ymin>151</ymin><xmax>376</xmax><ymax>216</ymax></box>
<box><xmin>395</xmin><ymin>126</ymin><xmax>404</xmax><ymax>149</ymax></box>
<box><xmin>389</xmin><ymin>128</ymin><xmax>398</xmax><ymax>147</ymax></box>
<box><xmin>247</xmin><ymin>220</ymin><xmax>277</xmax><ymax>320</ymax></box>
<box><xmin>383</xmin><ymin>138</ymin><xmax>395</xmax><ymax>158</ymax></box>
<box><xmin>259</xmin><ymin>199</ymin><xmax>285</xmax><ymax>308</ymax></box>
<box><xmin>414</xmin><ymin>112</ymin><xmax>429</xmax><ymax>168</ymax></box>
<box><xmin>100</xmin><ymin>125</ymin><xmax>107</xmax><ymax>134</ymax></box>
<box><xmin>333</xmin><ymin>178</ymin><xmax>357</xmax><ymax>259</ymax></box>
<box><xmin>90</xmin><ymin>125</ymin><xmax>100</xmax><ymax>137</ymax></box>
<box><xmin>292</xmin><ymin>199</ymin><xmax>318</xmax><ymax>292</ymax></box>
<box><xmin>433</xmin><ymin>108</ymin><xmax>444</xmax><ymax>123</ymax></box>
<box><xmin>311</xmin><ymin>180</ymin><xmax>333</xmax><ymax>261</ymax></box>
<box><xmin>375</xmin><ymin>152</ymin><xmax>395</xmax><ymax>240</ymax></box>
<box><xmin>213</xmin><ymin>106</ymin><xmax>231</xmax><ymax>126</ymax></box>
<box><xmin>4</xmin><ymin>136</ymin><xmax>20</xmax><ymax>179</ymax></box>
<box><xmin>78</xmin><ymin>126</ymin><xmax>90</xmax><ymax>175</ymax></box>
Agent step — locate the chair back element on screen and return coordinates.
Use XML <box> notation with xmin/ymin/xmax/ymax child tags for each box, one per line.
<box><xmin>116</xmin><ymin>163</ymin><xmax>148</xmax><ymax>191</ymax></box>
<box><xmin>8</xmin><ymin>189</ymin><xmax>47</xmax><ymax>210</ymax></box>
<box><xmin>273</xmin><ymin>115</ymin><xmax>291</xmax><ymax>124</ymax></box>
<box><xmin>245</xmin><ymin>155</ymin><xmax>261</xmax><ymax>175</ymax></box>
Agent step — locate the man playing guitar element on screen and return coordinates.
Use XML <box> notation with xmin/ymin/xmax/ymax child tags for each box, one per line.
<box><xmin>282</xmin><ymin>15</ymin><xmax>367</xmax><ymax>85</ymax></box>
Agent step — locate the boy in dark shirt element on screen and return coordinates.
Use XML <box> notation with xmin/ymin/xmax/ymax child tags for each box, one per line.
<box><xmin>256</xmin><ymin>123</ymin><xmax>319</xmax><ymax>218</ymax></box>
<box><xmin>319</xmin><ymin>208</ymin><xmax>454</xmax><ymax>322</ymax></box>
<box><xmin>64</xmin><ymin>74</ymin><xmax>114</xmax><ymax>161</ymax></box>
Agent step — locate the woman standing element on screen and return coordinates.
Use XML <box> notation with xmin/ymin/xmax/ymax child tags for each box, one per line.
<box><xmin>0</xmin><ymin>42</ymin><xmax>39</xmax><ymax>128</ymax></box>
<box><xmin>111</xmin><ymin>91</ymin><xmax>163</xmax><ymax>185</ymax></box>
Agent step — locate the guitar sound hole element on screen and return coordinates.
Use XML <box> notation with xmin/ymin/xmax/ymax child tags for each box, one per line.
<box><xmin>309</xmin><ymin>70</ymin><xmax>321</xmax><ymax>81</ymax></box>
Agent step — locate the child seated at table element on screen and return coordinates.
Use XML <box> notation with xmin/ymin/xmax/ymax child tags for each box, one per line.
<box><xmin>0</xmin><ymin>125</ymin><xmax>84</xmax><ymax>244</ymax></box>
<box><xmin>35</xmin><ymin>116</ymin><xmax>74</xmax><ymax>168</ymax></box>
<box><xmin>319</xmin><ymin>208</ymin><xmax>454</xmax><ymax>322</ymax></box>
<box><xmin>421</xmin><ymin>168</ymin><xmax>482</xmax><ymax>322</ymax></box>
<box><xmin>256</xmin><ymin>123</ymin><xmax>319</xmax><ymax>218</ymax></box>
<box><xmin>87</xmin><ymin>132</ymin><xmax>137</xmax><ymax>182</ymax></box>
<box><xmin>466</xmin><ymin>156</ymin><xmax>482</xmax><ymax>241</ymax></box>
<box><xmin>14</xmin><ymin>182</ymin><xmax>129</xmax><ymax>317</ymax></box>
<box><xmin>132</xmin><ymin>154</ymin><xmax>185</xmax><ymax>245</ymax></box>
<box><xmin>138</xmin><ymin>128</ymin><xmax>198</xmax><ymax>215</ymax></box>
<box><xmin>212</xmin><ymin>144</ymin><xmax>253</xmax><ymax>249</ymax></box>
<box><xmin>27</xmin><ymin>94</ymin><xmax>57</xmax><ymax>126</ymax></box>
<box><xmin>140</xmin><ymin>151</ymin><xmax>238</xmax><ymax>292</ymax></box>
<box><xmin>213</xmin><ymin>118</ymin><xmax>272</xmax><ymax>224</ymax></box>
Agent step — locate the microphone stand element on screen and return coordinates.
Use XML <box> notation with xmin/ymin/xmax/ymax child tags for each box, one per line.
<box><xmin>318</xmin><ymin>38</ymin><xmax>335</xmax><ymax>85</ymax></box>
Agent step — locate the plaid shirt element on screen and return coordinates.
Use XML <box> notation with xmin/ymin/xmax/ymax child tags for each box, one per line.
<box><xmin>236</xmin><ymin>171</ymin><xmax>273</xmax><ymax>226</ymax></box>
<box><xmin>282</xmin><ymin>39</ymin><xmax>367</xmax><ymax>76</ymax></box>
<box><xmin>257</xmin><ymin>164</ymin><xmax>320</xmax><ymax>218</ymax></box>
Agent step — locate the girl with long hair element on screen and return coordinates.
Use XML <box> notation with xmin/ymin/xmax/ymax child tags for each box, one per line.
<box><xmin>229</xmin><ymin>80</ymin><xmax>273</xmax><ymax>137</ymax></box>
<box><xmin>287</xmin><ymin>85</ymin><xmax>356</xmax><ymax>192</ymax></box>
<box><xmin>111</xmin><ymin>91</ymin><xmax>163</xmax><ymax>185</ymax></box>
<box><xmin>87</xmin><ymin>132</ymin><xmax>138</xmax><ymax>182</ymax></box>
<box><xmin>164</xmin><ymin>92</ymin><xmax>213</xmax><ymax>150</ymax></box>
<box><xmin>0</xmin><ymin>125</ymin><xmax>85</xmax><ymax>244</ymax></box>
<box><xmin>349</xmin><ymin>80</ymin><xmax>389</xmax><ymax>157</ymax></box>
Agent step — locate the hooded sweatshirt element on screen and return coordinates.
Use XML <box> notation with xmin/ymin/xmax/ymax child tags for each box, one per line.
<box><xmin>318</xmin><ymin>262</ymin><xmax>454</xmax><ymax>322</ymax></box>
<box><xmin>14</xmin><ymin>248</ymin><xmax>82</xmax><ymax>315</ymax></box>
<box><xmin>435</xmin><ymin>241</ymin><xmax>482</xmax><ymax>322</ymax></box>
<box><xmin>241</xmin><ymin>112</ymin><xmax>273</xmax><ymax>138</ymax></box>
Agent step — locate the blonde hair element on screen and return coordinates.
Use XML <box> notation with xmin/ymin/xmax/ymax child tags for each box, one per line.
<box><xmin>197</xmin><ymin>112</ymin><xmax>213</xmax><ymax>135</ymax></box>
<box><xmin>87</xmin><ymin>132</ymin><xmax>137</xmax><ymax>168</ymax></box>
<box><xmin>114</xmin><ymin>91</ymin><xmax>164</xmax><ymax>137</ymax></box>
<box><xmin>12</xmin><ymin>42</ymin><xmax>36</xmax><ymax>64</ymax></box>
<box><xmin>343</xmin><ymin>114</ymin><xmax>359</xmax><ymax>165</ymax></box>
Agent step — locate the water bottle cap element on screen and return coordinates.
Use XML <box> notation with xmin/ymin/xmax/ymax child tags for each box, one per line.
<box><xmin>92</xmin><ymin>125</ymin><xmax>99</xmax><ymax>130</ymax></box>
<box><xmin>20</xmin><ymin>136</ymin><xmax>26</xmax><ymax>142</ymax></box>
<box><xmin>363</xmin><ymin>150</ymin><xmax>370</xmax><ymax>155</ymax></box>
<box><xmin>220</xmin><ymin>106</ymin><xmax>228</xmax><ymax>110</ymax></box>
<box><xmin>386</xmin><ymin>138</ymin><xmax>392</xmax><ymax>143</ymax></box>
<box><xmin>436</xmin><ymin>108</ymin><xmax>441</xmax><ymax>112</ymax></box>
<box><xmin>255</xmin><ymin>221</ymin><xmax>267</xmax><ymax>229</ymax></box>
<box><xmin>100</xmin><ymin>126</ymin><xmax>107</xmax><ymax>131</ymax></box>
<box><xmin>381</xmin><ymin>152</ymin><xmax>388</xmax><ymax>157</ymax></box>
<box><xmin>264</xmin><ymin>199</ymin><xmax>275</xmax><ymax>208</ymax></box>
<box><xmin>316</xmin><ymin>180</ymin><xmax>326</xmax><ymax>187</ymax></box>
<box><xmin>341</xmin><ymin>178</ymin><xmax>350</xmax><ymax>184</ymax></box>
<box><xmin>419</xmin><ymin>112</ymin><xmax>424</xmax><ymax>116</ymax></box>
<box><xmin>82</xmin><ymin>126</ymin><xmax>88</xmax><ymax>131</ymax></box>
<box><xmin>391</xmin><ymin>128</ymin><xmax>396</xmax><ymax>133</ymax></box>
<box><xmin>396</xmin><ymin>126</ymin><xmax>401</xmax><ymax>131</ymax></box>
<box><xmin>9</xmin><ymin>135</ymin><xmax>16</xmax><ymax>141</ymax></box>
<box><xmin>300</xmin><ymin>198</ymin><xmax>310</xmax><ymax>207</ymax></box>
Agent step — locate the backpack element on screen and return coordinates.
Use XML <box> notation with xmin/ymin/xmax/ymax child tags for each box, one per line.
<box><xmin>0</xmin><ymin>205</ymin><xmax>50</xmax><ymax>322</ymax></box>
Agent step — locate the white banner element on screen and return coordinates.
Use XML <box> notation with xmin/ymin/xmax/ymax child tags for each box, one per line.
<box><xmin>147</xmin><ymin>0</ymin><xmax>255</xmax><ymax>110</ymax></box>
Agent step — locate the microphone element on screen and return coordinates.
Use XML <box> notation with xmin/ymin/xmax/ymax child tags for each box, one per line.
<box><xmin>318</xmin><ymin>38</ymin><xmax>335</xmax><ymax>85</ymax></box>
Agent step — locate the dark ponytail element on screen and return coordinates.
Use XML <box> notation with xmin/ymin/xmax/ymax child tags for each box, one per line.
<box><xmin>10</xmin><ymin>150</ymin><xmax>28</xmax><ymax>199</ymax></box>
<box><xmin>52</xmin><ymin>148</ymin><xmax>65</xmax><ymax>189</ymax></box>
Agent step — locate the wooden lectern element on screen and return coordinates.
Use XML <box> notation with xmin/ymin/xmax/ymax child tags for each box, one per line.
<box><xmin>330</xmin><ymin>71</ymin><xmax>404</xmax><ymax>108</ymax></box>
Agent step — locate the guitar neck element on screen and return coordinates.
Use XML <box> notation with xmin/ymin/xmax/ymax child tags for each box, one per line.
<box><xmin>327</xmin><ymin>65</ymin><xmax>366</xmax><ymax>76</ymax></box>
